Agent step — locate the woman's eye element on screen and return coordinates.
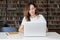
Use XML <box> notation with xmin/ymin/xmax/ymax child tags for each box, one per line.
<box><xmin>30</xmin><ymin>8</ymin><xmax>35</xmax><ymax>10</ymax></box>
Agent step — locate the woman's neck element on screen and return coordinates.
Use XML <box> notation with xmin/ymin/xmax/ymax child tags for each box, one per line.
<box><xmin>30</xmin><ymin>15</ymin><xmax>36</xmax><ymax>18</ymax></box>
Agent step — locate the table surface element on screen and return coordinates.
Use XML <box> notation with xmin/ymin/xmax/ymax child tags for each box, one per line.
<box><xmin>0</xmin><ymin>32</ymin><xmax>60</xmax><ymax>40</ymax></box>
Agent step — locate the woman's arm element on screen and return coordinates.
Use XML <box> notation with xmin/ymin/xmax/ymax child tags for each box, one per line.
<box><xmin>46</xmin><ymin>27</ymin><xmax>48</xmax><ymax>32</ymax></box>
<box><xmin>18</xmin><ymin>17</ymin><xmax>26</xmax><ymax>33</ymax></box>
<box><xmin>40</xmin><ymin>15</ymin><xmax>48</xmax><ymax>32</ymax></box>
<box><xmin>18</xmin><ymin>25</ymin><xmax>24</xmax><ymax>33</ymax></box>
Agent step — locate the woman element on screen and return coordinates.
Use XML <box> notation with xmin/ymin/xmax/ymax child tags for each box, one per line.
<box><xmin>18</xmin><ymin>2</ymin><xmax>48</xmax><ymax>33</ymax></box>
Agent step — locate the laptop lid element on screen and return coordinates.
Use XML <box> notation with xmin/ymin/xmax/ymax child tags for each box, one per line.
<box><xmin>24</xmin><ymin>22</ymin><xmax>46</xmax><ymax>36</ymax></box>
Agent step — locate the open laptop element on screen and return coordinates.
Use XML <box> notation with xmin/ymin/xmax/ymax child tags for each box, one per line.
<box><xmin>24</xmin><ymin>22</ymin><xmax>46</xmax><ymax>37</ymax></box>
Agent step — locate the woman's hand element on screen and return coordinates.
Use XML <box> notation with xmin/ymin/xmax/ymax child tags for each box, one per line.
<box><xmin>18</xmin><ymin>25</ymin><xmax>24</xmax><ymax>33</ymax></box>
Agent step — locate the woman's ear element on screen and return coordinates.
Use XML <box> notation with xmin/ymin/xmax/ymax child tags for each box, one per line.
<box><xmin>35</xmin><ymin>8</ymin><xmax>36</xmax><ymax>10</ymax></box>
<box><xmin>28</xmin><ymin>10</ymin><xmax>30</xmax><ymax>13</ymax></box>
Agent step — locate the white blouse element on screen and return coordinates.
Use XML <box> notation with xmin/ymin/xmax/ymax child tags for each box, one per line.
<box><xmin>21</xmin><ymin>14</ymin><xmax>47</xmax><ymax>25</ymax></box>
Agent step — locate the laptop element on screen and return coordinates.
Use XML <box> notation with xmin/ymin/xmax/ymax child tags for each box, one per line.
<box><xmin>24</xmin><ymin>22</ymin><xmax>46</xmax><ymax>36</ymax></box>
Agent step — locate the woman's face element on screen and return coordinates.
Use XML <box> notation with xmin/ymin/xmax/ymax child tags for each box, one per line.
<box><xmin>29</xmin><ymin>4</ymin><xmax>36</xmax><ymax>16</ymax></box>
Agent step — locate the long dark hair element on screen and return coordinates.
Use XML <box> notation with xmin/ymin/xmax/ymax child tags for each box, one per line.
<box><xmin>24</xmin><ymin>2</ymin><xmax>39</xmax><ymax>21</ymax></box>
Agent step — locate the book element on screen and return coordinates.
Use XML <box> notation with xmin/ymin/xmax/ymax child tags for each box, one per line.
<box><xmin>7</xmin><ymin>32</ymin><xmax>19</xmax><ymax>35</ymax></box>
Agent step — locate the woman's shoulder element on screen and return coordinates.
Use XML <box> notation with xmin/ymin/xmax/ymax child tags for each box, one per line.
<box><xmin>23</xmin><ymin>16</ymin><xmax>26</xmax><ymax>19</ymax></box>
<box><xmin>38</xmin><ymin>14</ymin><xmax>43</xmax><ymax>17</ymax></box>
<box><xmin>22</xmin><ymin>16</ymin><xmax>26</xmax><ymax>20</ymax></box>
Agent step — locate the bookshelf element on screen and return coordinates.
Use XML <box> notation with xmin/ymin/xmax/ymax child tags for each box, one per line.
<box><xmin>0</xmin><ymin>0</ymin><xmax>60</xmax><ymax>30</ymax></box>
